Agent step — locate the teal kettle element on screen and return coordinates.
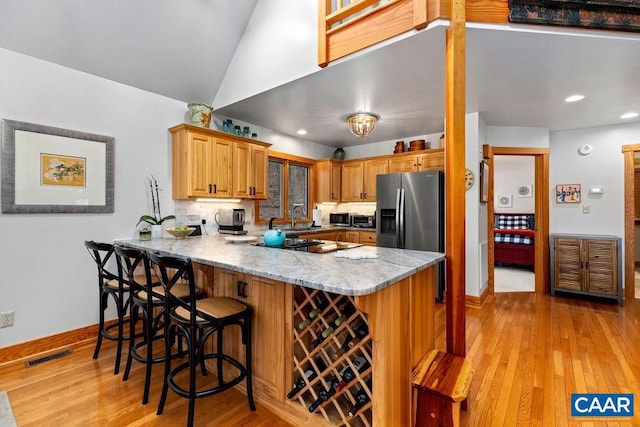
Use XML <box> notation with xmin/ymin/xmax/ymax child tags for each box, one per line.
<box><xmin>263</xmin><ymin>218</ymin><xmax>285</xmax><ymax>246</ymax></box>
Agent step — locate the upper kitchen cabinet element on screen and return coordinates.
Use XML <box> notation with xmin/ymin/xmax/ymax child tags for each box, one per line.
<box><xmin>388</xmin><ymin>149</ymin><xmax>444</xmax><ymax>173</ymax></box>
<box><xmin>341</xmin><ymin>158</ymin><xmax>389</xmax><ymax>202</ymax></box>
<box><xmin>170</xmin><ymin>124</ymin><xmax>270</xmax><ymax>200</ymax></box>
<box><xmin>316</xmin><ymin>159</ymin><xmax>341</xmax><ymax>203</ymax></box>
<box><xmin>233</xmin><ymin>141</ymin><xmax>268</xmax><ymax>199</ymax></box>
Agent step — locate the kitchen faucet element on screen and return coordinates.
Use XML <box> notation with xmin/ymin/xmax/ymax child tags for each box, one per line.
<box><xmin>291</xmin><ymin>204</ymin><xmax>305</xmax><ymax>229</ymax></box>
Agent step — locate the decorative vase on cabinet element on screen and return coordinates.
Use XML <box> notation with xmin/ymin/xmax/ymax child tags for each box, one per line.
<box><xmin>187</xmin><ymin>103</ymin><xmax>213</xmax><ymax>128</ymax></box>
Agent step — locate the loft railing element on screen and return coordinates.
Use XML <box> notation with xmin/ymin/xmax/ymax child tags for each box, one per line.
<box><xmin>318</xmin><ymin>0</ymin><xmax>428</xmax><ymax>67</ymax></box>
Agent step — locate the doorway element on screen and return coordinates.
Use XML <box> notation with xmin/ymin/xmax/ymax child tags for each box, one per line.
<box><xmin>483</xmin><ymin>145</ymin><xmax>550</xmax><ymax>296</ymax></box>
<box><xmin>622</xmin><ymin>144</ymin><xmax>639</xmax><ymax>300</ymax></box>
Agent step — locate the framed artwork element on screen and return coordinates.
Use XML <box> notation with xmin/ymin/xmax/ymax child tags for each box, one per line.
<box><xmin>517</xmin><ymin>184</ymin><xmax>533</xmax><ymax>198</ymax></box>
<box><xmin>556</xmin><ymin>184</ymin><xmax>581</xmax><ymax>203</ymax></box>
<box><xmin>480</xmin><ymin>160</ymin><xmax>489</xmax><ymax>203</ymax></box>
<box><xmin>497</xmin><ymin>194</ymin><xmax>512</xmax><ymax>208</ymax></box>
<box><xmin>1</xmin><ymin>119</ymin><xmax>114</xmax><ymax>213</ymax></box>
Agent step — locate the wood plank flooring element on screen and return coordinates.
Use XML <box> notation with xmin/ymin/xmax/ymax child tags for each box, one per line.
<box><xmin>1</xmin><ymin>293</ymin><xmax>639</xmax><ymax>426</ymax></box>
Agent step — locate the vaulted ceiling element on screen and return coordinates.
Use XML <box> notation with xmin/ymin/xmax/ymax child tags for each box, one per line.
<box><xmin>2</xmin><ymin>1</ymin><xmax>639</xmax><ymax>148</ymax></box>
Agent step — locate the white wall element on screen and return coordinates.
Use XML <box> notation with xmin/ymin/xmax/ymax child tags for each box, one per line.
<box><xmin>0</xmin><ymin>48</ymin><xmax>185</xmax><ymax>347</ymax></box>
<box><xmin>487</xmin><ymin>126</ymin><xmax>550</xmax><ymax>148</ymax></box>
<box><xmin>343</xmin><ymin>132</ymin><xmax>444</xmax><ymax>159</ymax></box>
<box><xmin>465</xmin><ymin>113</ymin><xmax>483</xmax><ymax>297</ymax></box>
<box><xmin>494</xmin><ymin>156</ymin><xmax>535</xmax><ymax>214</ymax></box>
<box><xmin>549</xmin><ymin>122</ymin><xmax>640</xmax><ymax>236</ymax></box>
<box><xmin>213</xmin><ymin>0</ymin><xmax>319</xmax><ymax>108</ymax></box>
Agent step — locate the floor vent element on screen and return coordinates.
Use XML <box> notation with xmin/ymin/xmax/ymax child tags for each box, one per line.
<box><xmin>24</xmin><ymin>348</ymin><xmax>74</xmax><ymax>368</ymax></box>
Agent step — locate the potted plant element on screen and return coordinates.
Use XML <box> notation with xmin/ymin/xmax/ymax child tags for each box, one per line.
<box><xmin>137</xmin><ymin>176</ymin><xmax>175</xmax><ymax>239</ymax></box>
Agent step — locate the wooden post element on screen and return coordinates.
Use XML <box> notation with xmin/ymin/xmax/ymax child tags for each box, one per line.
<box><xmin>445</xmin><ymin>0</ymin><xmax>467</xmax><ymax>357</ymax></box>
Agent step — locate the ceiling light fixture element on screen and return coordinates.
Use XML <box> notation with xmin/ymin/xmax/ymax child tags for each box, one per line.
<box><xmin>346</xmin><ymin>113</ymin><xmax>379</xmax><ymax>138</ymax></box>
<box><xmin>565</xmin><ymin>94</ymin><xmax>585</xmax><ymax>103</ymax></box>
<box><xmin>296</xmin><ymin>129</ymin><xmax>307</xmax><ymax>135</ymax></box>
<box><xmin>620</xmin><ymin>112</ymin><xmax>638</xmax><ymax>119</ymax></box>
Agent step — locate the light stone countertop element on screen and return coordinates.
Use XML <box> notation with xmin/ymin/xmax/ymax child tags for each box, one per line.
<box><xmin>116</xmin><ymin>234</ymin><xmax>444</xmax><ymax>296</ymax></box>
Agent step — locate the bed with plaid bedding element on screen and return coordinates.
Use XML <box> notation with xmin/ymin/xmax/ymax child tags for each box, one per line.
<box><xmin>494</xmin><ymin>214</ymin><xmax>535</xmax><ymax>269</ymax></box>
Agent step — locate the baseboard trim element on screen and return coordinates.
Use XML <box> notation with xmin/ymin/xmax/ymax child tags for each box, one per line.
<box><xmin>0</xmin><ymin>320</ymin><xmax>116</xmax><ymax>366</ymax></box>
<box><xmin>466</xmin><ymin>286</ymin><xmax>492</xmax><ymax>308</ymax></box>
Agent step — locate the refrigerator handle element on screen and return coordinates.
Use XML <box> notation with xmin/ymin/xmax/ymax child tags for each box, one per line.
<box><xmin>398</xmin><ymin>188</ymin><xmax>405</xmax><ymax>248</ymax></box>
<box><xmin>395</xmin><ymin>188</ymin><xmax>401</xmax><ymax>246</ymax></box>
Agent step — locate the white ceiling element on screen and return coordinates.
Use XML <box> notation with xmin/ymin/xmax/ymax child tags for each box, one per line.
<box><xmin>1</xmin><ymin>2</ymin><xmax>639</xmax><ymax>148</ymax></box>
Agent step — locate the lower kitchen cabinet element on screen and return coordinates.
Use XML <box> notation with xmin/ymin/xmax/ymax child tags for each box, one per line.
<box><xmin>204</xmin><ymin>266</ymin><xmax>286</xmax><ymax>398</ymax></box>
<box><xmin>344</xmin><ymin>230</ymin><xmax>377</xmax><ymax>246</ymax></box>
<box><xmin>550</xmin><ymin>234</ymin><xmax>622</xmax><ymax>306</ymax></box>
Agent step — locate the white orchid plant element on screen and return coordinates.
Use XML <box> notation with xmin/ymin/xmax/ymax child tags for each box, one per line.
<box><xmin>137</xmin><ymin>176</ymin><xmax>176</xmax><ymax>227</ymax></box>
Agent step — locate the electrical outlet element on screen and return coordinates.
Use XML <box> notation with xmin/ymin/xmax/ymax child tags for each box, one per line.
<box><xmin>1</xmin><ymin>311</ymin><xmax>14</xmax><ymax>328</ymax></box>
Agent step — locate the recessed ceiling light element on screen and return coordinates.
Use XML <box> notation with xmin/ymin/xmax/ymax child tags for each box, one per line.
<box><xmin>565</xmin><ymin>94</ymin><xmax>585</xmax><ymax>103</ymax></box>
<box><xmin>620</xmin><ymin>112</ymin><xmax>638</xmax><ymax>119</ymax></box>
<box><xmin>296</xmin><ymin>129</ymin><xmax>307</xmax><ymax>135</ymax></box>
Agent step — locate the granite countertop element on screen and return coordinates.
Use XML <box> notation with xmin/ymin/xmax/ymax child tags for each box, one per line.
<box><xmin>116</xmin><ymin>234</ymin><xmax>444</xmax><ymax>296</ymax></box>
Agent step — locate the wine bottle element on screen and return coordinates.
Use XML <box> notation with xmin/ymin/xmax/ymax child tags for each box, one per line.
<box><xmin>308</xmin><ymin>376</ymin><xmax>340</xmax><ymax>412</ymax></box>
<box><xmin>348</xmin><ymin>382</ymin><xmax>372</xmax><ymax>417</ymax></box>
<box><xmin>311</xmin><ymin>324</ymin><xmax>335</xmax><ymax>347</ymax></box>
<box><xmin>332</xmin><ymin>331</ymin><xmax>356</xmax><ymax>360</ymax></box>
<box><xmin>287</xmin><ymin>368</ymin><xmax>318</xmax><ymax>399</ymax></box>
<box><xmin>298</xmin><ymin>294</ymin><xmax>329</xmax><ymax>330</ymax></box>
<box><xmin>335</xmin><ymin>356</ymin><xmax>370</xmax><ymax>392</ymax></box>
<box><xmin>348</xmin><ymin>323</ymin><xmax>369</xmax><ymax>348</ymax></box>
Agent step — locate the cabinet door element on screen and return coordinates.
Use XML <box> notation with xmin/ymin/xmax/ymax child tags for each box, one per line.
<box><xmin>244</xmin><ymin>274</ymin><xmax>285</xmax><ymax>398</ymax></box>
<box><xmin>187</xmin><ymin>132</ymin><xmax>212</xmax><ymax>197</ymax></box>
<box><xmin>553</xmin><ymin>237</ymin><xmax>583</xmax><ymax>291</ymax></box>
<box><xmin>233</xmin><ymin>141</ymin><xmax>251</xmax><ymax>198</ymax></box>
<box><xmin>585</xmin><ymin>240</ymin><xmax>617</xmax><ymax>296</ymax></box>
<box><xmin>341</xmin><ymin>161</ymin><xmax>364</xmax><ymax>202</ymax></box>
<box><xmin>251</xmin><ymin>145</ymin><xmax>268</xmax><ymax>200</ymax></box>
<box><xmin>211</xmin><ymin>138</ymin><xmax>233</xmax><ymax>198</ymax></box>
<box><xmin>359</xmin><ymin>231</ymin><xmax>377</xmax><ymax>246</ymax></box>
<box><xmin>330</xmin><ymin>161</ymin><xmax>341</xmax><ymax>202</ymax></box>
<box><xmin>389</xmin><ymin>156</ymin><xmax>418</xmax><ymax>173</ymax></box>
<box><xmin>417</xmin><ymin>151</ymin><xmax>444</xmax><ymax>171</ymax></box>
<box><xmin>345</xmin><ymin>231</ymin><xmax>360</xmax><ymax>243</ymax></box>
<box><xmin>316</xmin><ymin>160</ymin><xmax>341</xmax><ymax>203</ymax></box>
<box><xmin>362</xmin><ymin>158</ymin><xmax>389</xmax><ymax>201</ymax></box>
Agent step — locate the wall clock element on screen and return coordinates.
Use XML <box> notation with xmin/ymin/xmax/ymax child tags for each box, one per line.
<box><xmin>465</xmin><ymin>169</ymin><xmax>475</xmax><ymax>191</ymax></box>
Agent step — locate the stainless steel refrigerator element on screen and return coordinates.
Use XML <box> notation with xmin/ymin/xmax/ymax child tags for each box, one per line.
<box><xmin>376</xmin><ymin>171</ymin><xmax>445</xmax><ymax>301</ymax></box>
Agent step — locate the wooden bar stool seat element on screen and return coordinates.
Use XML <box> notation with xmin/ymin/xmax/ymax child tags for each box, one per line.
<box><xmin>412</xmin><ymin>350</ymin><xmax>473</xmax><ymax>427</ymax></box>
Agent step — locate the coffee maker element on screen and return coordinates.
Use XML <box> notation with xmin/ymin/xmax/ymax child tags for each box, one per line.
<box><xmin>215</xmin><ymin>209</ymin><xmax>247</xmax><ymax>235</ymax></box>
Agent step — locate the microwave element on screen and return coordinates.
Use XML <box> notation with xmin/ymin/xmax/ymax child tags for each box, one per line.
<box><xmin>351</xmin><ymin>215</ymin><xmax>375</xmax><ymax>228</ymax></box>
<box><xmin>329</xmin><ymin>212</ymin><xmax>350</xmax><ymax>226</ymax></box>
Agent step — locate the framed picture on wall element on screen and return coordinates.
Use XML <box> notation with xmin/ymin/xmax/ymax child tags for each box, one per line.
<box><xmin>497</xmin><ymin>194</ymin><xmax>512</xmax><ymax>208</ymax></box>
<box><xmin>556</xmin><ymin>184</ymin><xmax>581</xmax><ymax>203</ymax></box>
<box><xmin>480</xmin><ymin>160</ymin><xmax>489</xmax><ymax>203</ymax></box>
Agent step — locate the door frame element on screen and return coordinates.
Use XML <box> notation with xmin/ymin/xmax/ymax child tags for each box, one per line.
<box><xmin>622</xmin><ymin>143</ymin><xmax>638</xmax><ymax>301</ymax></box>
<box><xmin>483</xmin><ymin>145</ymin><xmax>550</xmax><ymax>295</ymax></box>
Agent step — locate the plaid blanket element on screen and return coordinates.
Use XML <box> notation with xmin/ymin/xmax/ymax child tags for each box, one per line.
<box><xmin>495</xmin><ymin>214</ymin><xmax>531</xmax><ymax>230</ymax></box>
<box><xmin>495</xmin><ymin>232</ymin><xmax>533</xmax><ymax>245</ymax></box>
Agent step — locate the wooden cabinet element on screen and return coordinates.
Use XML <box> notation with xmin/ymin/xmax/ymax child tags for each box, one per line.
<box><xmin>210</xmin><ymin>267</ymin><xmax>286</xmax><ymax>398</ymax></box>
<box><xmin>233</xmin><ymin>141</ymin><xmax>268</xmax><ymax>199</ymax></box>
<box><xmin>170</xmin><ymin>123</ymin><xmax>270</xmax><ymax>200</ymax></box>
<box><xmin>388</xmin><ymin>149</ymin><xmax>444</xmax><ymax>173</ymax></box>
<box><xmin>550</xmin><ymin>234</ymin><xmax>622</xmax><ymax>306</ymax></box>
<box><xmin>343</xmin><ymin>230</ymin><xmax>377</xmax><ymax>246</ymax></box>
<box><xmin>316</xmin><ymin>159</ymin><xmax>341</xmax><ymax>202</ymax></box>
<box><xmin>341</xmin><ymin>158</ymin><xmax>388</xmax><ymax>202</ymax></box>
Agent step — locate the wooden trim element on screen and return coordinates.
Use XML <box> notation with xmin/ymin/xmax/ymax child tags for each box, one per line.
<box><xmin>0</xmin><ymin>321</ymin><xmax>115</xmax><ymax>366</ymax></box>
<box><xmin>169</xmin><ymin>123</ymin><xmax>272</xmax><ymax>148</ymax></box>
<box><xmin>465</xmin><ymin>284</ymin><xmax>493</xmax><ymax>308</ymax></box>
<box><xmin>623</xmin><ymin>145</ymin><xmax>636</xmax><ymax>301</ymax></box>
<box><xmin>267</xmin><ymin>150</ymin><xmax>316</xmax><ymax>165</ymax></box>
<box><xmin>484</xmin><ymin>145</ymin><xmax>550</xmax><ymax>296</ymax></box>
<box><xmin>318</xmin><ymin>0</ymin><xmax>329</xmax><ymax>66</ymax></box>
<box><xmin>444</xmin><ymin>0</ymin><xmax>466</xmax><ymax>358</ymax></box>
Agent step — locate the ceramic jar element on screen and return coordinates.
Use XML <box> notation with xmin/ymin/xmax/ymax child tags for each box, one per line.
<box><xmin>187</xmin><ymin>103</ymin><xmax>213</xmax><ymax>128</ymax></box>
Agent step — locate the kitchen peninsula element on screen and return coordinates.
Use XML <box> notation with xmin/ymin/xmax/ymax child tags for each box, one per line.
<box><xmin>119</xmin><ymin>234</ymin><xmax>444</xmax><ymax>426</ymax></box>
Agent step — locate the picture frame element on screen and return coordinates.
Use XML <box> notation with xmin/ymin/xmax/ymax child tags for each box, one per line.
<box><xmin>497</xmin><ymin>194</ymin><xmax>512</xmax><ymax>208</ymax></box>
<box><xmin>480</xmin><ymin>160</ymin><xmax>489</xmax><ymax>203</ymax></box>
<box><xmin>516</xmin><ymin>184</ymin><xmax>533</xmax><ymax>198</ymax></box>
<box><xmin>555</xmin><ymin>184</ymin><xmax>581</xmax><ymax>204</ymax></box>
<box><xmin>1</xmin><ymin>119</ymin><xmax>114</xmax><ymax>213</ymax></box>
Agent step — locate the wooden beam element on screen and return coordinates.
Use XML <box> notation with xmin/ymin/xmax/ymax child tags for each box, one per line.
<box><xmin>445</xmin><ymin>0</ymin><xmax>466</xmax><ymax>357</ymax></box>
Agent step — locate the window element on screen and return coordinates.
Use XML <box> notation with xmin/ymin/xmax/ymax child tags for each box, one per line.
<box><xmin>257</xmin><ymin>152</ymin><xmax>314</xmax><ymax>224</ymax></box>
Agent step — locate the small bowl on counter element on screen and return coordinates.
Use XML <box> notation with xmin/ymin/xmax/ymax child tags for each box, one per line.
<box><xmin>166</xmin><ymin>226</ymin><xmax>196</xmax><ymax>239</ymax></box>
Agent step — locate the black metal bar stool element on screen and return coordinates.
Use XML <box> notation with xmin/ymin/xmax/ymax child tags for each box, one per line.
<box><xmin>84</xmin><ymin>240</ymin><xmax>131</xmax><ymax>375</ymax></box>
<box><xmin>150</xmin><ymin>253</ymin><xmax>255</xmax><ymax>427</ymax></box>
<box><xmin>114</xmin><ymin>245</ymin><xmax>174</xmax><ymax>404</ymax></box>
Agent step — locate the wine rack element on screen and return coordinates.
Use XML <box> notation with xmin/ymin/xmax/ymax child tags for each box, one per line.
<box><xmin>291</xmin><ymin>286</ymin><xmax>373</xmax><ymax>426</ymax></box>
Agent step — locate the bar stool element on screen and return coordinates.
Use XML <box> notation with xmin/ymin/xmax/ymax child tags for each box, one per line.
<box><xmin>84</xmin><ymin>240</ymin><xmax>131</xmax><ymax>375</ymax></box>
<box><xmin>150</xmin><ymin>253</ymin><xmax>255</xmax><ymax>427</ymax></box>
<box><xmin>114</xmin><ymin>245</ymin><xmax>185</xmax><ymax>404</ymax></box>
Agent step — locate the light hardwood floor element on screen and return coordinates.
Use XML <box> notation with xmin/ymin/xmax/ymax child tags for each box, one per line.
<box><xmin>2</xmin><ymin>293</ymin><xmax>639</xmax><ymax>426</ymax></box>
